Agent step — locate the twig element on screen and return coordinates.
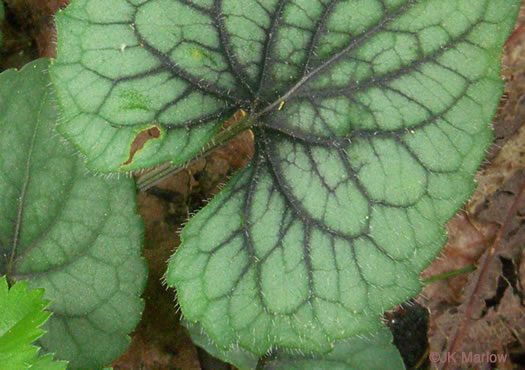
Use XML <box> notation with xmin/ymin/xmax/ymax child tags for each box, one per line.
<box><xmin>422</xmin><ymin>265</ymin><xmax>476</xmax><ymax>284</ymax></box>
<box><xmin>136</xmin><ymin>112</ymin><xmax>258</xmax><ymax>192</ymax></box>
<box><xmin>442</xmin><ymin>178</ymin><xmax>525</xmax><ymax>370</ymax></box>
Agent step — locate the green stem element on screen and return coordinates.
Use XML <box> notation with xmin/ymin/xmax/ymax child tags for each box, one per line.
<box><xmin>422</xmin><ymin>265</ymin><xmax>476</xmax><ymax>284</ymax></box>
<box><xmin>136</xmin><ymin>113</ymin><xmax>258</xmax><ymax>192</ymax></box>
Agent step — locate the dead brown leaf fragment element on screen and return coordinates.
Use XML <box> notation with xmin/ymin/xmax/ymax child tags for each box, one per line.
<box><xmin>521</xmin><ymin>249</ymin><xmax>525</xmax><ymax>297</ymax></box>
<box><xmin>426</xmin><ymin>170</ymin><xmax>525</xmax><ymax>370</ymax></box>
<box><xmin>469</xmin><ymin>125</ymin><xmax>525</xmax><ymax>214</ymax></box>
<box><xmin>123</xmin><ymin>125</ymin><xmax>162</xmax><ymax>166</ymax></box>
<box><xmin>420</xmin><ymin>213</ymin><xmax>498</xmax><ymax>310</ymax></box>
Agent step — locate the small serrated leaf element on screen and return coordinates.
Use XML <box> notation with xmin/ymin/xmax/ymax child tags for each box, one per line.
<box><xmin>0</xmin><ymin>277</ymin><xmax>49</xmax><ymax>353</ymax></box>
<box><xmin>0</xmin><ymin>276</ymin><xmax>67</xmax><ymax>370</ymax></box>
<box><xmin>0</xmin><ymin>59</ymin><xmax>147</xmax><ymax>368</ymax></box>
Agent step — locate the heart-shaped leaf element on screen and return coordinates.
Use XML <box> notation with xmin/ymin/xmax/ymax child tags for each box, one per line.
<box><xmin>185</xmin><ymin>321</ymin><xmax>404</xmax><ymax>370</ymax></box>
<box><xmin>51</xmin><ymin>0</ymin><xmax>520</xmax><ymax>356</ymax></box>
<box><xmin>0</xmin><ymin>59</ymin><xmax>147</xmax><ymax>368</ymax></box>
<box><xmin>166</xmin><ymin>0</ymin><xmax>519</xmax><ymax>354</ymax></box>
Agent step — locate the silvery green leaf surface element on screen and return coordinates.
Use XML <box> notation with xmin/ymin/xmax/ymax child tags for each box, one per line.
<box><xmin>0</xmin><ymin>59</ymin><xmax>147</xmax><ymax>368</ymax></box>
<box><xmin>185</xmin><ymin>320</ymin><xmax>404</xmax><ymax>369</ymax></box>
<box><xmin>264</xmin><ymin>327</ymin><xmax>404</xmax><ymax>370</ymax></box>
<box><xmin>184</xmin><ymin>320</ymin><xmax>258</xmax><ymax>370</ymax></box>
<box><xmin>50</xmin><ymin>0</ymin><xmax>520</xmax><ymax>356</ymax></box>
<box><xmin>167</xmin><ymin>0</ymin><xmax>519</xmax><ymax>354</ymax></box>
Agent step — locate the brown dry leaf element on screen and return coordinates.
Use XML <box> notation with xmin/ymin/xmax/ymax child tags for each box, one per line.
<box><xmin>426</xmin><ymin>171</ymin><xmax>525</xmax><ymax>369</ymax></box>
<box><xmin>521</xmin><ymin>249</ymin><xmax>525</xmax><ymax>296</ymax></box>
<box><xmin>420</xmin><ymin>213</ymin><xmax>498</xmax><ymax>311</ymax></box>
<box><xmin>469</xmin><ymin>126</ymin><xmax>525</xmax><ymax>214</ymax></box>
<box><xmin>427</xmin><ymin>250</ymin><xmax>501</xmax><ymax>349</ymax></box>
<box><xmin>218</xmin><ymin>110</ymin><xmax>255</xmax><ymax>169</ymax></box>
<box><xmin>430</xmin><ymin>286</ymin><xmax>525</xmax><ymax>369</ymax></box>
<box><xmin>495</xmin><ymin>288</ymin><xmax>525</xmax><ymax>345</ymax></box>
<box><xmin>477</xmin><ymin>169</ymin><xmax>525</xmax><ymax>259</ymax></box>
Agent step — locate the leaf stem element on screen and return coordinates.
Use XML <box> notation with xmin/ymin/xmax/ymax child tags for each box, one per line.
<box><xmin>136</xmin><ymin>112</ymin><xmax>258</xmax><ymax>192</ymax></box>
<box><xmin>422</xmin><ymin>265</ymin><xmax>476</xmax><ymax>284</ymax></box>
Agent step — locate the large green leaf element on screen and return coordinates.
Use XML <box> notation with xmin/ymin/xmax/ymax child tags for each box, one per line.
<box><xmin>0</xmin><ymin>276</ymin><xmax>67</xmax><ymax>370</ymax></box>
<box><xmin>0</xmin><ymin>59</ymin><xmax>147</xmax><ymax>368</ymax></box>
<box><xmin>51</xmin><ymin>0</ymin><xmax>520</xmax><ymax>356</ymax></box>
<box><xmin>166</xmin><ymin>0</ymin><xmax>519</xmax><ymax>355</ymax></box>
<box><xmin>185</xmin><ymin>321</ymin><xmax>404</xmax><ymax>370</ymax></box>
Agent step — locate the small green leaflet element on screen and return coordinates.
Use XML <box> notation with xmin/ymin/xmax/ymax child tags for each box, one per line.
<box><xmin>51</xmin><ymin>0</ymin><xmax>520</xmax><ymax>356</ymax></box>
<box><xmin>185</xmin><ymin>321</ymin><xmax>404</xmax><ymax>369</ymax></box>
<box><xmin>0</xmin><ymin>276</ymin><xmax>67</xmax><ymax>370</ymax></box>
<box><xmin>0</xmin><ymin>59</ymin><xmax>147</xmax><ymax>368</ymax></box>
